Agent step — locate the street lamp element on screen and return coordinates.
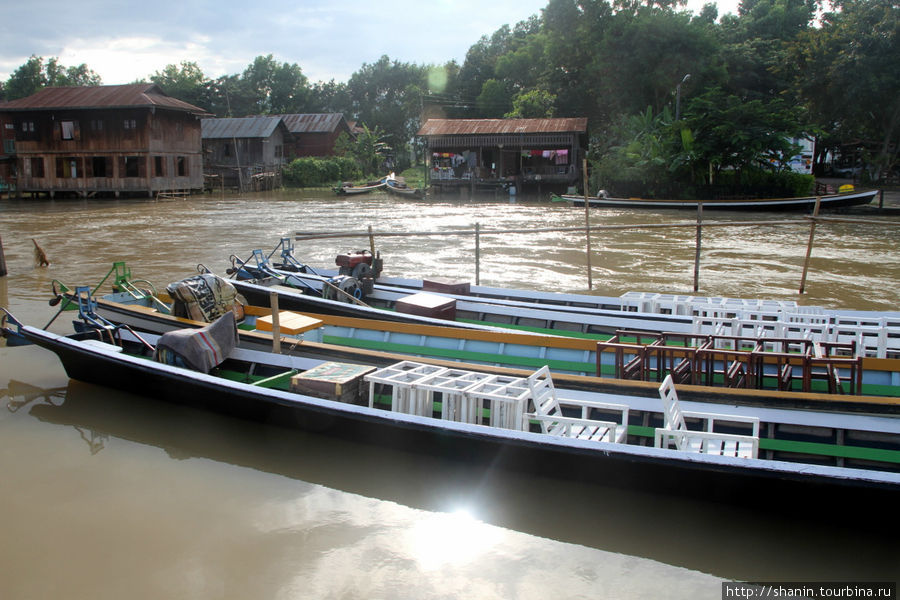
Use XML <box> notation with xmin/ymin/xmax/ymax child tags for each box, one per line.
<box><xmin>675</xmin><ymin>73</ymin><xmax>691</xmax><ymax>121</ymax></box>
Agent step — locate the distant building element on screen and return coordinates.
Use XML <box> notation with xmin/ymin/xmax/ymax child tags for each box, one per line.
<box><xmin>0</xmin><ymin>84</ymin><xmax>209</xmax><ymax>198</ymax></box>
<box><xmin>417</xmin><ymin>118</ymin><xmax>588</xmax><ymax>195</ymax></box>
<box><xmin>201</xmin><ymin>116</ymin><xmax>292</xmax><ymax>190</ymax></box>
<box><xmin>276</xmin><ymin>113</ymin><xmax>353</xmax><ymax>158</ymax></box>
<box><xmin>0</xmin><ymin>109</ymin><xmax>14</xmax><ymax>193</ymax></box>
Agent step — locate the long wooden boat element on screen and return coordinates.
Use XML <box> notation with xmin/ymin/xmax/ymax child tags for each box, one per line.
<box><xmin>555</xmin><ymin>188</ymin><xmax>879</xmax><ymax>211</ymax></box>
<box><xmin>233</xmin><ymin>245</ymin><xmax>900</xmax><ymax>359</ymax></box>
<box><xmin>385</xmin><ymin>176</ymin><xmax>426</xmax><ymax>199</ymax></box>
<box><xmin>3</xmin><ymin>310</ymin><xmax>898</xmax><ymax>510</ymax></box>
<box><xmin>49</xmin><ymin>274</ymin><xmax>900</xmax><ymax>401</ymax></box>
<box><xmin>333</xmin><ymin>177</ymin><xmax>387</xmax><ymax>195</ymax></box>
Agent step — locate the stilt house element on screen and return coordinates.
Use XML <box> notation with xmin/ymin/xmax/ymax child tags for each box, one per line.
<box><xmin>0</xmin><ymin>84</ymin><xmax>209</xmax><ymax>198</ymax></box>
<box><xmin>417</xmin><ymin>118</ymin><xmax>588</xmax><ymax>196</ymax></box>
<box><xmin>201</xmin><ymin>116</ymin><xmax>291</xmax><ymax>190</ymax></box>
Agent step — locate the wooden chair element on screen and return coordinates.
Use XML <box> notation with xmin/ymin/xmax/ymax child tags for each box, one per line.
<box><xmin>526</xmin><ymin>366</ymin><xmax>629</xmax><ymax>443</ymax></box>
<box><xmin>654</xmin><ymin>374</ymin><xmax>760</xmax><ymax>458</ymax></box>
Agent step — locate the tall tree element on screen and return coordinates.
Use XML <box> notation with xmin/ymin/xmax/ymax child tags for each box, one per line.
<box><xmin>240</xmin><ymin>55</ymin><xmax>311</xmax><ymax>115</ymax></box>
<box><xmin>150</xmin><ymin>61</ymin><xmax>210</xmax><ymax>110</ymax></box>
<box><xmin>785</xmin><ymin>0</ymin><xmax>900</xmax><ymax>178</ymax></box>
<box><xmin>4</xmin><ymin>55</ymin><xmax>101</xmax><ymax>100</ymax></box>
<box><xmin>346</xmin><ymin>56</ymin><xmax>427</xmax><ymax>167</ymax></box>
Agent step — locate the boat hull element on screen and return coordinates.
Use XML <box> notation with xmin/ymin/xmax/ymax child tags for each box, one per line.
<box><xmin>562</xmin><ymin>189</ymin><xmax>879</xmax><ymax>210</ymax></box>
<box><xmin>14</xmin><ymin>323</ymin><xmax>900</xmax><ymax>510</ymax></box>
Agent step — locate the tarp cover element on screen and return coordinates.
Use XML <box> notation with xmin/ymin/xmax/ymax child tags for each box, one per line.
<box><xmin>154</xmin><ymin>311</ymin><xmax>238</xmax><ymax>373</ymax></box>
<box><xmin>167</xmin><ymin>273</ymin><xmax>243</xmax><ymax>322</ymax></box>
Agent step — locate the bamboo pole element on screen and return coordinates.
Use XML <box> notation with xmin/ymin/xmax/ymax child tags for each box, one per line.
<box><xmin>583</xmin><ymin>158</ymin><xmax>592</xmax><ymax>290</ymax></box>
<box><xmin>0</xmin><ymin>234</ymin><xmax>7</xmax><ymax>277</ymax></box>
<box><xmin>368</xmin><ymin>225</ymin><xmax>375</xmax><ymax>257</ymax></box>
<box><xmin>693</xmin><ymin>203</ymin><xmax>703</xmax><ymax>292</ymax></box>
<box><xmin>475</xmin><ymin>222</ymin><xmax>481</xmax><ymax>285</ymax></box>
<box><xmin>296</xmin><ymin>219</ymin><xmax>805</xmax><ymax>241</ymax></box>
<box><xmin>270</xmin><ymin>290</ymin><xmax>281</xmax><ymax>353</ymax></box>
<box><xmin>799</xmin><ymin>196</ymin><xmax>822</xmax><ymax>294</ymax></box>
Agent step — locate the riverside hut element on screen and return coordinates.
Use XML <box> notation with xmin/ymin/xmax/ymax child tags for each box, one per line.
<box><xmin>201</xmin><ymin>116</ymin><xmax>291</xmax><ymax>191</ymax></box>
<box><xmin>417</xmin><ymin>118</ymin><xmax>588</xmax><ymax>197</ymax></box>
<box><xmin>276</xmin><ymin>113</ymin><xmax>353</xmax><ymax>158</ymax></box>
<box><xmin>0</xmin><ymin>84</ymin><xmax>209</xmax><ymax>198</ymax></box>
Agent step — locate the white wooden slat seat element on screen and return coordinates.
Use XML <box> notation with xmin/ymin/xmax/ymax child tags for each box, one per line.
<box><xmin>525</xmin><ymin>366</ymin><xmax>629</xmax><ymax>443</ymax></box>
<box><xmin>364</xmin><ymin>361</ymin><xmax>448</xmax><ymax>416</ymax></box>
<box><xmin>655</xmin><ymin>374</ymin><xmax>760</xmax><ymax>458</ymax></box>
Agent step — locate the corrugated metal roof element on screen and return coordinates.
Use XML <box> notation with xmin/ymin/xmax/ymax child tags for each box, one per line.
<box><xmin>277</xmin><ymin>113</ymin><xmax>347</xmax><ymax>134</ymax></box>
<box><xmin>417</xmin><ymin>118</ymin><xmax>588</xmax><ymax>137</ymax></box>
<box><xmin>0</xmin><ymin>84</ymin><xmax>209</xmax><ymax>115</ymax></box>
<box><xmin>201</xmin><ymin>116</ymin><xmax>284</xmax><ymax>139</ymax></box>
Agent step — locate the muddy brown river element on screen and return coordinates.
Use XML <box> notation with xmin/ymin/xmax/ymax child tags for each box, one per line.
<box><xmin>1</xmin><ymin>190</ymin><xmax>898</xmax><ymax>598</ymax></box>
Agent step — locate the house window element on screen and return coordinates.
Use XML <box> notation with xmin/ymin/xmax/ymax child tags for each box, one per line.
<box><xmin>90</xmin><ymin>119</ymin><xmax>104</xmax><ymax>132</ymax></box>
<box><xmin>3</xmin><ymin>139</ymin><xmax>14</xmax><ymax>154</ymax></box>
<box><xmin>124</xmin><ymin>119</ymin><xmax>137</xmax><ymax>130</ymax></box>
<box><xmin>223</xmin><ymin>144</ymin><xmax>231</xmax><ymax>157</ymax></box>
<box><xmin>91</xmin><ymin>156</ymin><xmax>109</xmax><ymax>178</ymax></box>
<box><xmin>19</xmin><ymin>121</ymin><xmax>36</xmax><ymax>140</ymax></box>
<box><xmin>124</xmin><ymin>156</ymin><xmax>141</xmax><ymax>177</ymax></box>
<box><xmin>56</xmin><ymin>157</ymin><xmax>81</xmax><ymax>178</ymax></box>
<box><xmin>154</xmin><ymin>156</ymin><xmax>165</xmax><ymax>177</ymax></box>
<box><xmin>176</xmin><ymin>156</ymin><xmax>187</xmax><ymax>176</ymax></box>
<box><xmin>30</xmin><ymin>157</ymin><xmax>45</xmax><ymax>178</ymax></box>
<box><xmin>60</xmin><ymin>120</ymin><xmax>78</xmax><ymax>140</ymax></box>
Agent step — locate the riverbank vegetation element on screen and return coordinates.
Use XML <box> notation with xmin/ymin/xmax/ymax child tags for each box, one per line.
<box><xmin>3</xmin><ymin>0</ymin><xmax>896</xmax><ymax>194</ymax></box>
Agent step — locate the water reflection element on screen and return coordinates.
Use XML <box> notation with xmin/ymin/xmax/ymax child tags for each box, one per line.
<box><xmin>14</xmin><ymin>377</ymin><xmax>898</xmax><ymax>583</ymax></box>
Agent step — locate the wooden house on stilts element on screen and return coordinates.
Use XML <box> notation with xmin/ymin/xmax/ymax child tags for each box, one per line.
<box><xmin>0</xmin><ymin>84</ymin><xmax>209</xmax><ymax>198</ymax></box>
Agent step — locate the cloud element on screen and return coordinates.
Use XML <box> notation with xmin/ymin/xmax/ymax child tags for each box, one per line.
<box><xmin>1</xmin><ymin>0</ymin><xmax>740</xmax><ymax>86</ymax></box>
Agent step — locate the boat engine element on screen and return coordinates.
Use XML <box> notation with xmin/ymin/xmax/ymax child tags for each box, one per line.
<box><xmin>335</xmin><ymin>250</ymin><xmax>382</xmax><ymax>296</ymax></box>
<box><xmin>322</xmin><ymin>275</ymin><xmax>363</xmax><ymax>303</ymax></box>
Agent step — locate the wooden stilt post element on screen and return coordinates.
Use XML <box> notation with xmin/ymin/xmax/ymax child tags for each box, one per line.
<box><xmin>583</xmin><ymin>158</ymin><xmax>593</xmax><ymax>290</ymax></box>
<box><xmin>799</xmin><ymin>196</ymin><xmax>822</xmax><ymax>294</ymax></box>
<box><xmin>368</xmin><ymin>225</ymin><xmax>376</xmax><ymax>257</ymax></box>
<box><xmin>475</xmin><ymin>222</ymin><xmax>481</xmax><ymax>286</ymax></box>
<box><xmin>0</xmin><ymin>234</ymin><xmax>7</xmax><ymax>277</ymax></box>
<box><xmin>693</xmin><ymin>203</ymin><xmax>703</xmax><ymax>292</ymax></box>
<box><xmin>270</xmin><ymin>290</ymin><xmax>281</xmax><ymax>353</ymax></box>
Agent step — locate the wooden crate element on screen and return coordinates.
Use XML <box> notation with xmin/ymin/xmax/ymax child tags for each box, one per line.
<box><xmin>290</xmin><ymin>362</ymin><xmax>376</xmax><ymax>404</ymax></box>
<box><xmin>395</xmin><ymin>292</ymin><xmax>456</xmax><ymax>321</ymax></box>
<box><xmin>422</xmin><ymin>278</ymin><xmax>471</xmax><ymax>295</ymax></box>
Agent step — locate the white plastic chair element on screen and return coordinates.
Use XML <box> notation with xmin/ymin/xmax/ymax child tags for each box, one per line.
<box><xmin>526</xmin><ymin>366</ymin><xmax>629</xmax><ymax>443</ymax></box>
<box><xmin>655</xmin><ymin>374</ymin><xmax>760</xmax><ymax>458</ymax></box>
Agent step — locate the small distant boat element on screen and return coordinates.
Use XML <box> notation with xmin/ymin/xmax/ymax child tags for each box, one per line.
<box><xmin>385</xmin><ymin>173</ymin><xmax>426</xmax><ymax>199</ymax></box>
<box><xmin>333</xmin><ymin>177</ymin><xmax>387</xmax><ymax>196</ymax></box>
<box><xmin>555</xmin><ymin>188</ymin><xmax>879</xmax><ymax>211</ymax></box>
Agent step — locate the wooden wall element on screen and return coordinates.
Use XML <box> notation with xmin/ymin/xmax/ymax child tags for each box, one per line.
<box><xmin>10</xmin><ymin>108</ymin><xmax>204</xmax><ymax>196</ymax></box>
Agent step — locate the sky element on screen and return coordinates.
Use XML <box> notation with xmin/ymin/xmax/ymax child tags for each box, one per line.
<box><xmin>0</xmin><ymin>0</ymin><xmax>741</xmax><ymax>87</ymax></box>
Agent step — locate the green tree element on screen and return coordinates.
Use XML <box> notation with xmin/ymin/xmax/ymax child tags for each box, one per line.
<box><xmin>506</xmin><ymin>89</ymin><xmax>556</xmax><ymax>118</ymax></box>
<box><xmin>681</xmin><ymin>87</ymin><xmax>803</xmax><ymax>178</ymax></box>
<box><xmin>334</xmin><ymin>124</ymin><xmax>391</xmax><ymax>176</ymax></box>
<box><xmin>241</xmin><ymin>55</ymin><xmax>311</xmax><ymax>115</ymax></box>
<box><xmin>785</xmin><ymin>0</ymin><xmax>900</xmax><ymax>179</ymax></box>
<box><xmin>346</xmin><ymin>56</ymin><xmax>427</xmax><ymax>168</ymax></box>
<box><xmin>4</xmin><ymin>55</ymin><xmax>101</xmax><ymax>99</ymax></box>
<box><xmin>150</xmin><ymin>61</ymin><xmax>210</xmax><ymax>109</ymax></box>
<box><xmin>476</xmin><ymin>79</ymin><xmax>512</xmax><ymax>117</ymax></box>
